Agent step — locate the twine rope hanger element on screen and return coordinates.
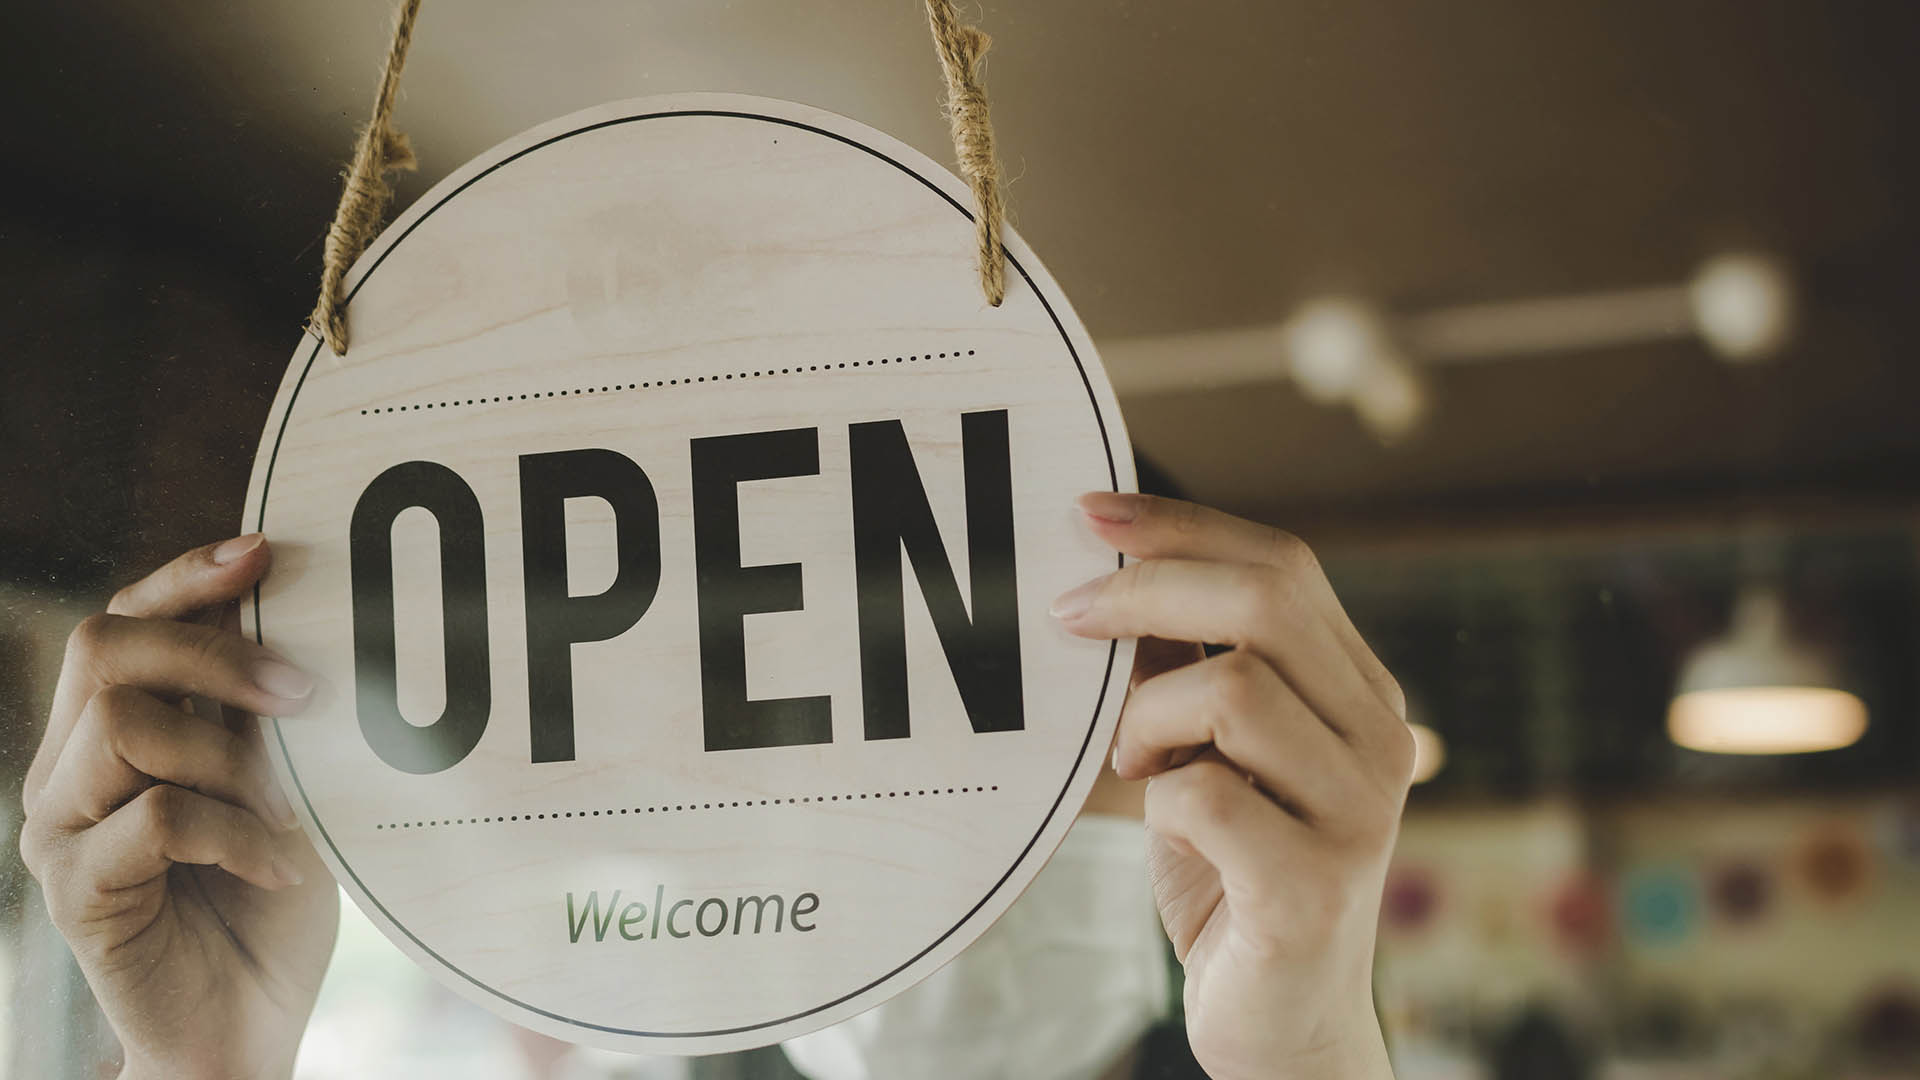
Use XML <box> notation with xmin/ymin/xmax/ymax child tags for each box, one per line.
<box><xmin>309</xmin><ymin>0</ymin><xmax>422</xmax><ymax>356</ymax></box>
<box><xmin>309</xmin><ymin>0</ymin><xmax>1010</xmax><ymax>356</ymax></box>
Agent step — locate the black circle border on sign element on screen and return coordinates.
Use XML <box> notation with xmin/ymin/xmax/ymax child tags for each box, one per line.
<box><xmin>251</xmin><ymin>107</ymin><xmax>1123</xmax><ymax>1039</ymax></box>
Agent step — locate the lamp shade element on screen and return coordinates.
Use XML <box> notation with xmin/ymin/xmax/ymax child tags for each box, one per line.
<box><xmin>1667</xmin><ymin>585</ymin><xmax>1867</xmax><ymax>754</ymax></box>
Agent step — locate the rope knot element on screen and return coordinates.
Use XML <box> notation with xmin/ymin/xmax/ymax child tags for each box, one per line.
<box><xmin>925</xmin><ymin>1</ymin><xmax>1008</xmax><ymax>307</ymax></box>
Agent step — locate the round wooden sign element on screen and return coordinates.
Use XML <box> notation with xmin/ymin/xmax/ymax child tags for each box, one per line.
<box><xmin>240</xmin><ymin>93</ymin><xmax>1135</xmax><ymax>1053</ymax></box>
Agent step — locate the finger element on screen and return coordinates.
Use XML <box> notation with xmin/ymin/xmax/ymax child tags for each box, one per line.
<box><xmin>106</xmin><ymin>534</ymin><xmax>271</xmax><ymax>620</ymax></box>
<box><xmin>1115</xmin><ymin>650</ymin><xmax>1384</xmax><ymax>823</ymax></box>
<box><xmin>204</xmin><ymin>600</ymin><xmax>255</xmax><ymax>734</ymax></box>
<box><xmin>38</xmin><ymin>685</ymin><xmax>299</xmax><ymax>834</ymax></box>
<box><xmin>29</xmin><ymin>615</ymin><xmax>312</xmax><ymax>817</ymax></box>
<box><xmin>1055</xmin><ymin>558</ymin><xmax>1404</xmax><ymax>758</ymax></box>
<box><xmin>32</xmin><ymin>536</ymin><xmax>277</xmax><ymax>815</ymax></box>
<box><xmin>1080</xmin><ymin>492</ymin><xmax>1298</xmax><ymax>567</ymax></box>
<box><xmin>1144</xmin><ymin>828</ymin><xmax>1223</xmax><ymax>961</ymax></box>
<box><xmin>1077</xmin><ymin>493</ymin><xmax>1404</xmax><ymax>720</ymax></box>
<box><xmin>1144</xmin><ymin>755</ymin><xmax>1310</xmax><ymax>918</ymax></box>
<box><xmin>1123</xmin><ymin>635</ymin><xmax>1208</xmax><ymax>772</ymax></box>
<box><xmin>69</xmin><ymin>784</ymin><xmax>302</xmax><ymax>895</ymax></box>
<box><xmin>60</xmin><ymin>614</ymin><xmax>313</xmax><ymax>716</ymax></box>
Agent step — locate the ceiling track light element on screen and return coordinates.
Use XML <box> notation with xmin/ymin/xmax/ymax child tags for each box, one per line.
<box><xmin>1096</xmin><ymin>251</ymin><xmax>1797</xmax><ymax>442</ymax></box>
<box><xmin>1405</xmin><ymin>252</ymin><xmax>1795</xmax><ymax>365</ymax></box>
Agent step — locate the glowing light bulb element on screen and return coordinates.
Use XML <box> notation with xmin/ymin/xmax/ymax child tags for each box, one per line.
<box><xmin>1690</xmin><ymin>253</ymin><xmax>1795</xmax><ymax>362</ymax></box>
<box><xmin>1668</xmin><ymin>686</ymin><xmax>1867</xmax><ymax>754</ymax></box>
<box><xmin>1283</xmin><ymin>298</ymin><xmax>1389</xmax><ymax>405</ymax></box>
<box><xmin>1354</xmin><ymin>360</ymin><xmax>1428</xmax><ymax>443</ymax></box>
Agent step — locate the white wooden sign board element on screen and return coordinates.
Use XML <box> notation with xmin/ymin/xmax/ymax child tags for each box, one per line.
<box><xmin>242</xmin><ymin>93</ymin><xmax>1135</xmax><ymax>1054</ymax></box>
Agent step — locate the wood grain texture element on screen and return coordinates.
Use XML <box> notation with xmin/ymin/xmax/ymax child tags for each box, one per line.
<box><xmin>240</xmin><ymin>94</ymin><xmax>1135</xmax><ymax>1054</ymax></box>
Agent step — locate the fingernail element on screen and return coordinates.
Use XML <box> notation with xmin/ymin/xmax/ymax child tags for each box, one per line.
<box><xmin>252</xmin><ymin>656</ymin><xmax>314</xmax><ymax>701</ymax></box>
<box><xmin>1077</xmin><ymin>491</ymin><xmax>1140</xmax><ymax>523</ymax></box>
<box><xmin>273</xmin><ymin>854</ymin><xmax>305</xmax><ymax>887</ymax></box>
<box><xmin>213</xmin><ymin>533</ymin><xmax>264</xmax><ymax>565</ymax></box>
<box><xmin>1050</xmin><ymin>577</ymin><xmax>1103</xmax><ymax>620</ymax></box>
<box><xmin>264</xmin><ymin>778</ymin><xmax>299</xmax><ymax>830</ymax></box>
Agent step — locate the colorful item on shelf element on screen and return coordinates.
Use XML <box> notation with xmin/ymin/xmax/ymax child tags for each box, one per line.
<box><xmin>1796</xmin><ymin>820</ymin><xmax>1874</xmax><ymax>907</ymax></box>
<box><xmin>1548</xmin><ymin>870</ymin><xmax>1613</xmax><ymax>956</ymax></box>
<box><xmin>1622</xmin><ymin>866</ymin><xmax>1697</xmax><ymax>945</ymax></box>
<box><xmin>1381</xmin><ymin>864</ymin><xmax>1442</xmax><ymax>934</ymax></box>
<box><xmin>1707</xmin><ymin>859</ymin><xmax>1773</xmax><ymax>927</ymax></box>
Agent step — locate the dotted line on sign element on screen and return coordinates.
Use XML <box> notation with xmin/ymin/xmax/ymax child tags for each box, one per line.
<box><xmin>359</xmin><ymin>349</ymin><xmax>978</xmax><ymax>415</ymax></box>
<box><xmin>374</xmin><ymin>785</ymin><xmax>1000</xmax><ymax>830</ymax></box>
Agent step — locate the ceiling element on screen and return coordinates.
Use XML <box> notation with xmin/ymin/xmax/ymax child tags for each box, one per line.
<box><xmin>17</xmin><ymin>1</ymin><xmax>1918</xmax><ymax>326</ymax></box>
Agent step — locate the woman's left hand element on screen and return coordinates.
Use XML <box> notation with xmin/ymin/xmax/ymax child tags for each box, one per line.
<box><xmin>1054</xmin><ymin>492</ymin><xmax>1413</xmax><ymax>1080</ymax></box>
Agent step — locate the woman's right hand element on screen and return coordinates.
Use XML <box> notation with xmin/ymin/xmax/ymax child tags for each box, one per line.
<box><xmin>19</xmin><ymin>535</ymin><xmax>340</xmax><ymax>1080</ymax></box>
